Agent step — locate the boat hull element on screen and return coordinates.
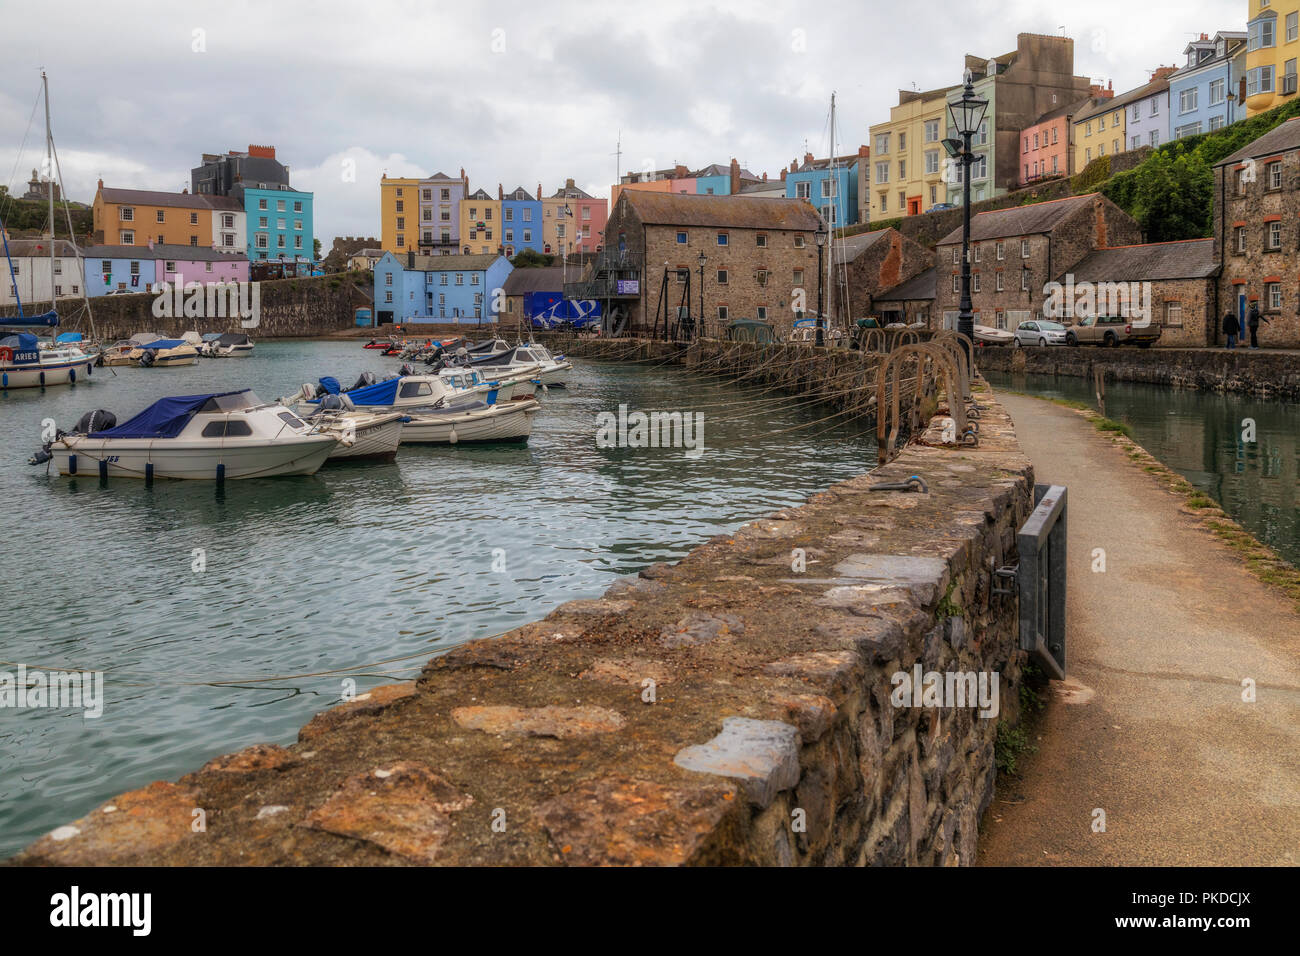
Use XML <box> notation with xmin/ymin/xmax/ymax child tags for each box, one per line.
<box><xmin>1</xmin><ymin>354</ymin><xmax>97</xmax><ymax>389</ymax></box>
<box><xmin>326</xmin><ymin>415</ymin><xmax>404</xmax><ymax>461</ymax></box>
<box><xmin>52</xmin><ymin>435</ymin><xmax>338</xmax><ymax>480</ymax></box>
<box><xmin>399</xmin><ymin>400</ymin><xmax>539</xmax><ymax>445</ymax></box>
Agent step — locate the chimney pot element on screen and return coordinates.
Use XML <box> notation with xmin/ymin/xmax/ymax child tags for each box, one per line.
<box><xmin>804</xmin><ymin>151</ymin><xmax>815</xmax><ymax>164</ymax></box>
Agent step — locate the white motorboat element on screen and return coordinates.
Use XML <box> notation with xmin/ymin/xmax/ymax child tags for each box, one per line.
<box><xmin>438</xmin><ymin>366</ymin><xmax>540</xmax><ymax>400</ymax></box>
<box><xmin>974</xmin><ymin>325</ymin><xmax>1015</xmax><ymax>347</ymax></box>
<box><xmin>31</xmin><ymin>389</ymin><xmax>341</xmax><ymax>480</ymax></box>
<box><xmin>130</xmin><ymin>338</ymin><xmax>199</xmax><ymax>367</ymax></box>
<box><xmin>289</xmin><ymin>371</ymin><xmax>531</xmax><ymax>416</ymax></box>
<box><xmin>302</xmin><ymin>401</ymin><xmax>405</xmax><ymax>461</ymax></box>
<box><xmin>400</xmin><ymin>396</ymin><xmax>541</xmax><ymax>445</ymax></box>
<box><xmin>453</xmin><ymin>343</ymin><xmax>570</xmax><ymax>386</ymax></box>
<box><xmin>1</xmin><ymin>331</ymin><xmax>97</xmax><ymax>389</ymax></box>
<box><xmin>201</xmin><ymin>332</ymin><xmax>255</xmax><ymax>358</ymax></box>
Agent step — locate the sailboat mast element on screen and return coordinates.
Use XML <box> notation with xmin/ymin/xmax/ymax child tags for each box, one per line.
<box><xmin>827</xmin><ymin>91</ymin><xmax>835</xmax><ymax>329</ymax></box>
<box><xmin>43</xmin><ymin>70</ymin><xmax>54</xmax><ymax>313</ymax></box>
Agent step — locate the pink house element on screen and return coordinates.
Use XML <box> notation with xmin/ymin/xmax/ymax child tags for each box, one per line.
<box><xmin>152</xmin><ymin>242</ymin><xmax>250</xmax><ymax>287</ymax></box>
<box><xmin>1019</xmin><ymin>87</ymin><xmax>1109</xmax><ymax>186</ymax></box>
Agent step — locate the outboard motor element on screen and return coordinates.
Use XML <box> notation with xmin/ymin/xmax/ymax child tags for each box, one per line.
<box><xmin>339</xmin><ymin>394</ymin><xmax>356</xmax><ymax>410</ymax></box>
<box><xmin>138</xmin><ymin>349</ymin><xmax>156</xmax><ymax>368</ymax></box>
<box><xmin>319</xmin><ymin>394</ymin><xmax>345</xmax><ymax>411</ymax></box>
<box><xmin>400</xmin><ymin>363</ymin><xmax>414</xmax><ymax>376</ymax></box>
<box><xmin>425</xmin><ymin>356</ymin><xmax>446</xmax><ymax>371</ymax></box>
<box><xmin>74</xmin><ymin>409</ymin><xmax>117</xmax><ymax>434</ymax></box>
<box><xmin>349</xmin><ymin>371</ymin><xmax>376</xmax><ymax>391</ymax></box>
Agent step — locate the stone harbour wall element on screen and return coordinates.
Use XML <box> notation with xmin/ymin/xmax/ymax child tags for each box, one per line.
<box><xmin>13</xmin><ymin>350</ymin><xmax>1035</xmax><ymax>867</ymax></box>
<box><xmin>1</xmin><ymin>273</ymin><xmax>372</xmax><ymax>342</ymax></box>
<box><xmin>977</xmin><ymin>343</ymin><xmax>1300</xmax><ymax>399</ymax></box>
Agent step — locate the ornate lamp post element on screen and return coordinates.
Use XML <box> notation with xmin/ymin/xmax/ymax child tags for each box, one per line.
<box><xmin>943</xmin><ymin>71</ymin><xmax>989</xmax><ymax>360</ymax></box>
<box><xmin>814</xmin><ymin>223</ymin><xmax>828</xmax><ymax>346</ymax></box>
<box><xmin>697</xmin><ymin>250</ymin><xmax>707</xmax><ymax>340</ymax></box>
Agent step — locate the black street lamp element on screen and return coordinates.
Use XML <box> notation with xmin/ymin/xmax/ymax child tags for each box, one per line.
<box><xmin>814</xmin><ymin>223</ymin><xmax>828</xmax><ymax>346</ymax></box>
<box><xmin>697</xmin><ymin>250</ymin><xmax>707</xmax><ymax>340</ymax></box>
<box><xmin>945</xmin><ymin>70</ymin><xmax>989</xmax><ymax>360</ymax></box>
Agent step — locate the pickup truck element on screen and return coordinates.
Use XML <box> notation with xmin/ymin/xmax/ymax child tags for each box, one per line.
<box><xmin>1065</xmin><ymin>314</ymin><xmax>1161</xmax><ymax>348</ymax></box>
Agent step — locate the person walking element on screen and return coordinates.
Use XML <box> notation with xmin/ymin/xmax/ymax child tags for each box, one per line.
<box><xmin>1246</xmin><ymin>302</ymin><xmax>1268</xmax><ymax>350</ymax></box>
<box><xmin>1222</xmin><ymin>310</ymin><xmax>1239</xmax><ymax>349</ymax></box>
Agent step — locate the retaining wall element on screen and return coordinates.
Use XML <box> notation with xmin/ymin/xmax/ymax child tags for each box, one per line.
<box><xmin>14</xmin><ymin>346</ymin><xmax>1035</xmax><ymax>867</ymax></box>
<box><xmin>977</xmin><ymin>344</ymin><xmax>1300</xmax><ymax>399</ymax></box>
<box><xmin>1</xmin><ymin>274</ymin><xmax>371</xmax><ymax>342</ymax></box>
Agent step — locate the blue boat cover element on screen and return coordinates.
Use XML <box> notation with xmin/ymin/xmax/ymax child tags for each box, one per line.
<box><xmin>1</xmin><ymin>332</ymin><xmax>39</xmax><ymax>350</ymax></box>
<box><xmin>318</xmin><ymin>376</ymin><xmax>341</xmax><ymax>395</ymax></box>
<box><xmin>89</xmin><ymin>390</ymin><xmax>250</xmax><ymax>439</ymax></box>
<box><xmin>1</xmin><ymin>310</ymin><xmax>58</xmax><ymax>328</ymax></box>
<box><xmin>55</xmin><ymin>332</ymin><xmax>83</xmax><ymax>343</ymax></box>
<box><xmin>342</xmin><ymin>377</ymin><xmax>400</xmax><ymax>405</ymax></box>
<box><xmin>140</xmin><ymin>339</ymin><xmax>187</xmax><ymax>350</ymax></box>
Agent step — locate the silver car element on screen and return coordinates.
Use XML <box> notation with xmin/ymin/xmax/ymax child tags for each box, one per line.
<box><xmin>1012</xmin><ymin>320</ymin><xmax>1068</xmax><ymax>347</ymax></box>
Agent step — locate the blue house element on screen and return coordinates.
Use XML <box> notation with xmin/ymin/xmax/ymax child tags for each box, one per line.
<box><xmin>81</xmin><ymin>245</ymin><xmax>157</xmax><ymax>297</ymax></box>
<box><xmin>243</xmin><ymin>186</ymin><xmax>314</xmax><ymax>264</ymax></box>
<box><xmin>785</xmin><ymin>154</ymin><xmax>861</xmax><ymax>228</ymax></box>
<box><xmin>1168</xmin><ymin>31</ymin><xmax>1248</xmax><ymax>141</ymax></box>
<box><xmin>374</xmin><ymin>251</ymin><xmax>513</xmax><ymax>324</ymax></box>
<box><xmin>501</xmin><ymin>186</ymin><xmax>542</xmax><ymax>256</ymax></box>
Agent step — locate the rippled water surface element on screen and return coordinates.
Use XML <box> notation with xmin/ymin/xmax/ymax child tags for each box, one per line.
<box><xmin>985</xmin><ymin>370</ymin><xmax>1300</xmax><ymax>566</ymax></box>
<box><xmin>0</xmin><ymin>339</ymin><xmax>876</xmax><ymax>856</ymax></box>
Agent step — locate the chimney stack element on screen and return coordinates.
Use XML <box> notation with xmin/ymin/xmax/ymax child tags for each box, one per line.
<box><xmin>729</xmin><ymin>157</ymin><xmax>741</xmax><ymax>194</ymax></box>
<box><xmin>407</xmin><ymin>249</ymin><xmax>415</xmax><ymax>269</ymax></box>
<box><xmin>804</xmin><ymin>151</ymin><xmax>815</xmax><ymax>165</ymax></box>
<box><xmin>537</xmin><ymin>183</ymin><xmax>542</xmax><ymax>200</ymax></box>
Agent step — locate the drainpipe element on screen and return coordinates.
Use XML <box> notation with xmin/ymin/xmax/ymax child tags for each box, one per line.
<box><xmin>1217</xmin><ymin>166</ymin><xmax>1226</xmax><ymax>347</ymax></box>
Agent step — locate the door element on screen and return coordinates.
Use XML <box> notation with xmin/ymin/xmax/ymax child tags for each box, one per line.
<box><xmin>907</xmin><ymin>197</ymin><xmax>921</xmax><ymax>216</ymax></box>
<box><xmin>1237</xmin><ymin>292</ymin><xmax>1247</xmax><ymax>339</ymax></box>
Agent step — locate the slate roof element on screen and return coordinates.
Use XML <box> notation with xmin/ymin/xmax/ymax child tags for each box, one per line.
<box><xmin>1075</xmin><ymin>76</ymin><xmax>1170</xmax><ymax>123</ymax></box>
<box><xmin>621</xmin><ymin>192</ymin><xmax>823</xmax><ymax>231</ymax></box>
<box><xmin>150</xmin><ymin>244</ymin><xmax>249</xmax><ymax>262</ymax></box>
<box><xmin>2</xmin><ymin>239</ymin><xmax>81</xmax><ymax>257</ymax></box>
<box><xmin>1064</xmin><ymin>239</ymin><xmax>1218</xmax><ymax>283</ymax></box>
<box><xmin>937</xmin><ymin>193</ymin><xmax>1097</xmax><ymax>245</ymax></box>
<box><xmin>1216</xmin><ymin>116</ymin><xmax>1300</xmax><ymax>167</ymax></box>
<box><xmin>98</xmin><ymin>187</ymin><xmax>242</xmax><ymax>211</ymax></box>
<box><xmin>550</xmin><ymin>183</ymin><xmax>596</xmax><ymax>199</ymax></box>
<box><xmin>838</xmin><ymin>228</ymin><xmax>892</xmax><ymax>263</ymax></box>
<box><xmin>503</xmin><ymin>266</ymin><xmax>563</xmax><ymax>295</ymax></box>
<box><xmin>875</xmin><ymin>267</ymin><xmax>937</xmax><ymax>303</ymax></box>
<box><xmin>82</xmin><ymin>244</ymin><xmax>156</xmax><ymax>258</ymax></box>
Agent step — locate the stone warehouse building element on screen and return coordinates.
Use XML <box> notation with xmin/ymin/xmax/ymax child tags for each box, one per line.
<box><xmin>1214</xmin><ymin>115</ymin><xmax>1300</xmax><ymax>347</ymax></box>
<box><xmin>597</xmin><ymin>191</ymin><xmax>824</xmax><ymax>336</ymax></box>
<box><xmin>1063</xmin><ymin>239</ymin><xmax>1220</xmax><ymax>348</ymax></box>
<box><xmin>932</xmin><ymin>193</ymin><xmax>1141</xmax><ymax>331</ymax></box>
<box><xmin>835</xmin><ymin>228</ymin><xmax>933</xmax><ymax>318</ymax></box>
<box><xmin>872</xmin><ymin>267</ymin><xmax>937</xmax><ymax>327</ymax></box>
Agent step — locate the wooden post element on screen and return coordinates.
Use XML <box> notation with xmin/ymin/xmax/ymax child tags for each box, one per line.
<box><xmin>1093</xmin><ymin>365</ymin><xmax>1106</xmax><ymax>418</ymax></box>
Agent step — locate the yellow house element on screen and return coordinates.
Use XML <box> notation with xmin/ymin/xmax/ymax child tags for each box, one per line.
<box><xmin>867</xmin><ymin>86</ymin><xmax>957</xmax><ymax>219</ymax></box>
<box><xmin>459</xmin><ymin>188</ymin><xmax>501</xmax><ymax>255</ymax></box>
<box><xmin>92</xmin><ymin>182</ymin><xmax>240</xmax><ymax>248</ymax></box>
<box><xmin>380</xmin><ymin>176</ymin><xmax>420</xmax><ymax>254</ymax></box>
<box><xmin>1246</xmin><ymin>1</ymin><xmax>1300</xmax><ymax>116</ymax></box>
<box><xmin>1072</xmin><ymin>98</ymin><xmax>1126</xmax><ymax>174</ymax></box>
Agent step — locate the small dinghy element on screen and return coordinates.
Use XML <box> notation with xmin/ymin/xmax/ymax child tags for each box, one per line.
<box><xmin>201</xmin><ymin>332</ymin><xmax>254</xmax><ymax>358</ymax></box>
<box><xmin>29</xmin><ymin>389</ymin><xmax>341</xmax><ymax>480</ymax></box>
<box><xmin>399</xmin><ymin>397</ymin><xmax>541</xmax><ymax>445</ymax></box>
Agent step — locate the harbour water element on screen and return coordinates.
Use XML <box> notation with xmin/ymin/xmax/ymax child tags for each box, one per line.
<box><xmin>0</xmin><ymin>340</ymin><xmax>877</xmax><ymax>857</ymax></box>
<box><xmin>985</xmin><ymin>370</ymin><xmax>1300</xmax><ymax>567</ymax></box>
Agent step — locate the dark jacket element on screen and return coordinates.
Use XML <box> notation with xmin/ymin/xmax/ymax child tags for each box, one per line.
<box><xmin>1222</xmin><ymin>312</ymin><xmax>1238</xmax><ymax>335</ymax></box>
<box><xmin>1247</xmin><ymin>305</ymin><xmax>1264</xmax><ymax>328</ymax></box>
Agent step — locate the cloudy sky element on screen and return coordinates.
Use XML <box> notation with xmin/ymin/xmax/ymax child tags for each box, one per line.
<box><xmin>1</xmin><ymin>0</ymin><xmax>1241</xmax><ymax>244</ymax></box>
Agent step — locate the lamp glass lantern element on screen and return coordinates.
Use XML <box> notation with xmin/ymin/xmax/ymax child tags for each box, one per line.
<box><xmin>948</xmin><ymin>85</ymin><xmax>989</xmax><ymax>140</ymax></box>
<box><xmin>697</xmin><ymin>251</ymin><xmax>707</xmax><ymax>268</ymax></box>
<box><xmin>813</xmin><ymin>225</ymin><xmax>828</xmax><ymax>247</ymax></box>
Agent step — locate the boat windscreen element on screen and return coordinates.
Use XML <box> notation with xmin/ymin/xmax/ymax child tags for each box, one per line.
<box><xmin>199</xmin><ymin>390</ymin><xmax>261</xmax><ymax>412</ymax></box>
<box><xmin>217</xmin><ymin>333</ymin><xmax>250</xmax><ymax>346</ymax></box>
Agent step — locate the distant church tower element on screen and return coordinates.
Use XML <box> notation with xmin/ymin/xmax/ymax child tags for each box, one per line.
<box><xmin>22</xmin><ymin>167</ymin><xmax>60</xmax><ymax>202</ymax></box>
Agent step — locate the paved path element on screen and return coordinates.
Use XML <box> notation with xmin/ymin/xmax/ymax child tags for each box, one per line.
<box><xmin>978</xmin><ymin>393</ymin><xmax>1300</xmax><ymax>866</ymax></box>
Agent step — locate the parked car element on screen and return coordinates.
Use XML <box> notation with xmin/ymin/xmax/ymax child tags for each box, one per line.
<box><xmin>1065</xmin><ymin>314</ymin><xmax>1161</xmax><ymax>348</ymax></box>
<box><xmin>930</xmin><ymin>202</ymin><xmax>958</xmax><ymax>211</ymax></box>
<box><xmin>1012</xmin><ymin>320</ymin><xmax>1068</xmax><ymax>347</ymax></box>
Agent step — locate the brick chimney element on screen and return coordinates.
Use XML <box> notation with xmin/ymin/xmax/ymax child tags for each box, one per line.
<box><xmin>789</xmin><ymin>159</ymin><xmax>798</xmax><ymax>174</ymax></box>
<box><xmin>804</xmin><ymin>151</ymin><xmax>815</xmax><ymax>165</ymax></box>
<box><xmin>248</xmin><ymin>144</ymin><xmax>276</xmax><ymax>159</ymax></box>
<box><xmin>537</xmin><ymin>183</ymin><xmax>542</xmax><ymax>200</ymax></box>
<box><xmin>761</xmin><ymin>172</ymin><xmax>768</xmax><ymax>182</ymax></box>
<box><xmin>858</xmin><ymin>144</ymin><xmax>870</xmax><ymax>158</ymax></box>
<box><xmin>565</xmin><ymin>178</ymin><xmax>576</xmax><ymax>189</ymax></box>
<box><xmin>729</xmin><ymin>157</ymin><xmax>741</xmax><ymax>194</ymax></box>
<box><xmin>780</xmin><ymin>168</ymin><xmax>787</xmax><ymax>181</ymax></box>
<box><xmin>97</xmin><ymin>178</ymin><xmax>103</xmax><ymax>191</ymax></box>
<box><xmin>1152</xmin><ymin>65</ymin><xmax>1178</xmax><ymax>82</ymax></box>
<box><xmin>498</xmin><ymin>183</ymin><xmax>503</xmax><ymax>200</ymax></box>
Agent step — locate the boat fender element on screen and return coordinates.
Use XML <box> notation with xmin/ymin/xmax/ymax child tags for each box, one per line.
<box><xmin>69</xmin><ymin>368</ymin><xmax>75</xmax><ymax>383</ymax></box>
<box><xmin>39</xmin><ymin>371</ymin><xmax>46</xmax><ymax>385</ymax></box>
<box><xmin>145</xmin><ymin>462</ymin><xmax>154</xmax><ymax>484</ymax></box>
<box><xmin>98</xmin><ymin>458</ymin><xmax>108</xmax><ymax>479</ymax></box>
<box><xmin>448</xmin><ymin>428</ymin><xmax>458</xmax><ymax>444</ymax></box>
<box><xmin>86</xmin><ymin>361</ymin><xmax>92</xmax><ymax>375</ymax></box>
<box><xmin>2</xmin><ymin>372</ymin><xmax>7</xmax><ymax>388</ymax></box>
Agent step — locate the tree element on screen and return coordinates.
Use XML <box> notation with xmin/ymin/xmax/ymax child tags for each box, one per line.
<box><xmin>510</xmin><ymin>248</ymin><xmax>554</xmax><ymax>268</ymax></box>
<box><xmin>313</xmin><ymin>238</ymin><xmax>322</xmax><ymax>260</ymax></box>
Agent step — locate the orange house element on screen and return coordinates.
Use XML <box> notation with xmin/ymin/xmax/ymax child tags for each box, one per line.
<box><xmin>92</xmin><ymin>181</ymin><xmax>241</xmax><ymax>248</ymax></box>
